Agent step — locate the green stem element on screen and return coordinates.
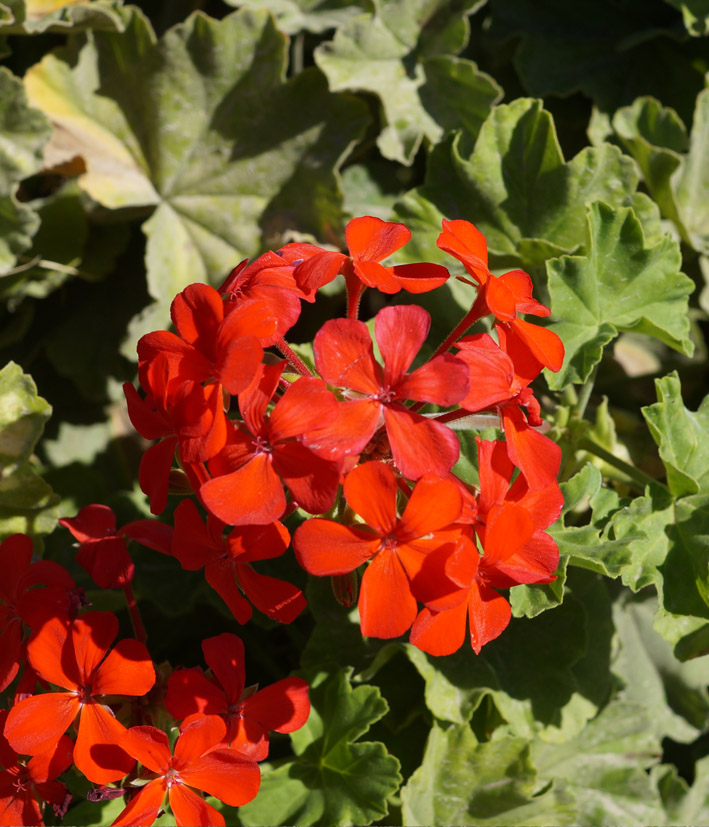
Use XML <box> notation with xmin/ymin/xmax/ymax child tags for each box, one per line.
<box><xmin>123</xmin><ymin>582</ymin><xmax>147</xmax><ymax>645</ymax></box>
<box><xmin>573</xmin><ymin>365</ymin><xmax>598</xmax><ymax>420</ymax></box>
<box><xmin>579</xmin><ymin>437</ymin><xmax>668</xmax><ymax>493</ymax></box>
<box><xmin>276</xmin><ymin>338</ymin><xmax>314</xmax><ymax>377</ymax></box>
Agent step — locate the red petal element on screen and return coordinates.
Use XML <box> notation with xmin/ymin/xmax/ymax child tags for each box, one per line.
<box><xmin>392</xmin><ymin>261</ymin><xmax>450</xmax><ymax>293</ymax></box>
<box><xmin>4</xmin><ymin>693</ymin><xmax>78</xmax><ymax>756</ymax></box>
<box><xmin>120</xmin><ymin>725</ymin><xmax>171</xmax><ymax>774</ymax></box>
<box><xmin>397</xmin><ymin>474</ymin><xmax>462</xmax><ymax>540</ymax></box>
<box><xmin>293</xmin><ymin>250</ymin><xmax>346</xmax><ymax>293</ymax></box>
<box><xmin>123</xmin><ymin>382</ymin><xmax>169</xmax><ymax>441</ymax></box>
<box><xmin>171</xmin><ymin>283</ymin><xmax>223</xmax><ymax>348</ymax></box>
<box><xmin>437</xmin><ymin>219</ymin><xmax>489</xmax><ymax>282</ymax></box>
<box><xmin>467</xmin><ymin>580</ymin><xmax>511</xmax><ymax>654</ymax></box>
<box><xmin>294</xmin><ymin>519</ymin><xmax>378</xmax><ymax>575</ymax></box>
<box><xmin>302</xmin><ymin>398</ymin><xmax>381</xmax><ymax>459</ymax></box>
<box><xmin>111</xmin><ymin>779</ymin><xmax>165</xmax><ymax>827</ymax></box>
<box><xmin>76</xmin><ymin>536</ymin><xmax>134</xmax><ymax>589</ymax></box>
<box><xmin>121</xmin><ymin>519</ymin><xmax>175</xmax><ymax>556</ymax></box>
<box><xmin>166</xmin><ymin>667</ymin><xmax>227</xmax><ymax>719</ymax></box>
<box><xmin>226</xmin><ymin>521</ymin><xmax>290</xmax><ymax>563</ymax></box>
<box><xmin>269</xmin><ymin>378</ymin><xmax>338</xmax><ymax>443</ymax></box>
<box><xmin>480</xmin><ymin>502</ymin><xmax>535</xmax><ymax>567</ymax></box>
<box><xmin>273</xmin><ymin>442</ymin><xmax>341</xmax><ymax>516</ymax></box>
<box><xmin>178</xmin><ymin>750</ymin><xmax>260</xmax><ymax>809</ymax></box>
<box><xmin>488</xmin><ymin>530</ymin><xmax>559</xmax><ymax>586</ymax></box>
<box><xmin>455</xmin><ymin>334</ymin><xmax>516</xmax><ymax>410</ymax></box>
<box><xmin>476</xmin><ymin>438</ymin><xmax>516</xmax><ymax>516</ymax></box>
<box><xmin>170</xmin><ymin>783</ymin><xmax>226</xmax><ymax>827</ymax></box>
<box><xmin>59</xmin><ymin>505</ymin><xmax>115</xmax><ymax>542</ymax></box>
<box><xmin>216</xmin><ymin>335</ymin><xmax>263</xmax><ymax>396</ymax></box>
<box><xmin>484</xmin><ymin>275</ymin><xmax>517</xmax><ymax>321</ymax></box>
<box><xmin>505</xmin><ymin>317</ymin><xmax>564</xmax><ymax>373</ymax></box>
<box><xmin>358</xmin><ymin>549</ymin><xmax>417</xmax><ymax>638</ymax></box>
<box><xmin>396</xmin><ymin>353</ymin><xmax>470</xmax><ymax>406</ymax></box>
<box><xmin>139</xmin><ymin>436</ymin><xmax>178</xmax><ymax>515</ymax></box>
<box><xmin>240</xmin><ymin>677</ymin><xmax>310</xmax><ymax>733</ymax></box>
<box><xmin>343</xmin><ymin>461</ymin><xmax>398</xmax><ymax>535</ymax></box>
<box><xmin>352</xmin><ymin>259</ymin><xmax>401</xmax><ymax>293</ymax></box>
<box><xmin>409</xmin><ymin>600</ymin><xmax>468</xmax><ymax>656</ymax></box>
<box><xmin>174</xmin><ymin>715</ymin><xmax>226</xmax><ymax>766</ymax></box>
<box><xmin>201</xmin><ymin>454</ymin><xmax>285</xmax><ymax>526</ymax></box>
<box><xmin>26</xmin><ymin>616</ymin><xmax>78</xmax><ymax>689</ymax></box>
<box><xmin>172</xmin><ymin>499</ymin><xmax>221</xmax><ymax>570</ymax></box>
<box><xmin>238</xmin><ymin>361</ymin><xmax>284</xmax><ymax>436</ymax></box>
<box><xmin>92</xmin><ymin>639</ymin><xmax>155</xmax><ymax>697</ymax></box>
<box><xmin>0</xmin><ymin>621</ymin><xmax>21</xmax><ymax>693</ymax></box>
<box><xmin>314</xmin><ymin>318</ymin><xmax>382</xmax><ymax>394</ymax></box>
<box><xmin>237</xmin><ymin>565</ymin><xmax>306</xmax><ymax>624</ymax></box>
<box><xmin>204</xmin><ymin>559</ymin><xmax>253</xmax><ymax>624</ymax></box>
<box><xmin>384</xmin><ymin>406</ymin><xmax>459</xmax><ymax>479</ymax></box>
<box><xmin>501</xmin><ymin>407</ymin><xmax>561</xmax><ymax>491</ymax></box>
<box><xmin>75</xmin><ymin>703</ymin><xmax>135</xmax><ymax>783</ymax></box>
<box><xmin>26</xmin><ymin>734</ymin><xmax>73</xmax><ymax>782</ymax></box>
<box><xmin>0</xmin><ymin>533</ymin><xmax>32</xmax><ymax>602</ymax></box>
<box><xmin>499</xmin><ymin>269</ymin><xmax>550</xmax><ymax>316</ymax></box>
<box><xmin>375</xmin><ymin>304</ymin><xmax>430</xmax><ymax>386</ymax></box>
<box><xmin>201</xmin><ymin>633</ymin><xmax>245</xmax><ymax>707</ymax></box>
<box><xmin>72</xmin><ymin>612</ymin><xmax>118</xmax><ymax>682</ymax></box>
<box><xmin>345</xmin><ymin>216</ymin><xmax>410</xmax><ymax>262</ymax></box>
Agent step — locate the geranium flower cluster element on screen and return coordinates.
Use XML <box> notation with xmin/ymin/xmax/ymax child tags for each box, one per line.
<box><xmin>0</xmin><ymin>215</ymin><xmax>564</xmax><ymax>826</ymax></box>
<box><xmin>123</xmin><ymin>214</ymin><xmax>565</xmax><ymax>653</ymax></box>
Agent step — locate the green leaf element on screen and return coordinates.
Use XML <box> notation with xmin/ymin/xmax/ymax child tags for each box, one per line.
<box><xmin>0</xmin><ymin>361</ymin><xmax>58</xmax><ymax>539</ymax></box>
<box><xmin>239</xmin><ymin>669</ymin><xmax>402</xmax><ymax>826</ymax></box>
<box><xmin>546</xmin><ymin>202</ymin><xmax>694</xmax><ymax>389</ymax></box>
<box><xmin>642</xmin><ymin>372</ymin><xmax>709</xmax><ymax>497</ymax></box>
<box><xmin>223</xmin><ymin>0</ymin><xmax>372</xmax><ymax>34</ymax></box>
<box><xmin>614</xmin><ymin>90</ymin><xmax>709</xmax><ymax>255</ymax></box>
<box><xmin>24</xmin><ymin>7</ymin><xmax>368</xmax><ymax>354</ymax></box>
<box><xmin>0</xmin><ymin>66</ymin><xmax>51</xmax><ymax>274</ymax></box>
<box><xmin>488</xmin><ymin>0</ymin><xmax>705</xmax><ymax>122</ymax></box>
<box><xmin>533</xmin><ymin>700</ymin><xmax>664</xmax><ymax>827</ymax></box>
<box><xmin>315</xmin><ymin>0</ymin><xmax>500</xmax><ymax>164</ymax></box>
<box><xmin>509</xmin><ymin>556</ymin><xmax>567</xmax><ymax>618</ymax></box>
<box><xmin>393</xmin><ymin>99</ymin><xmax>639</xmax><ymax>270</ymax></box>
<box><xmin>664</xmin><ymin>0</ymin><xmax>709</xmax><ymax>35</ymax></box>
<box><xmin>656</xmin><ymin>755</ymin><xmax>709</xmax><ymax>824</ymax></box>
<box><xmin>401</xmin><ymin>724</ymin><xmax>576</xmax><ymax>826</ymax></box>
<box><xmin>0</xmin><ymin>0</ymin><xmax>126</xmax><ymax>33</ymax></box>
<box><xmin>549</xmin><ymin>464</ymin><xmax>642</xmax><ymax>578</ymax></box>
<box><xmin>612</xmin><ymin>593</ymin><xmax>709</xmax><ymax>742</ymax></box>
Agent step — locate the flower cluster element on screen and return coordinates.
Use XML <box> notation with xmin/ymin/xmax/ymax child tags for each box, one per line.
<box><xmin>0</xmin><ymin>215</ymin><xmax>563</xmax><ymax>826</ymax></box>
<box><xmin>124</xmin><ymin>214</ymin><xmax>564</xmax><ymax>652</ymax></box>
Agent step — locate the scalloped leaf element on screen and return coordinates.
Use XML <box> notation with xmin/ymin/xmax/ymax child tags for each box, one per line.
<box><xmin>0</xmin><ymin>0</ymin><xmax>125</xmax><ymax>33</ymax></box>
<box><xmin>238</xmin><ymin>669</ymin><xmax>402</xmax><ymax>826</ymax></box>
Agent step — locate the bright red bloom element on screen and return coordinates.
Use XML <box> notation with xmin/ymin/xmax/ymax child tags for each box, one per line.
<box><xmin>437</xmin><ymin>218</ymin><xmax>564</xmax><ymax>373</ymax></box>
<box><xmin>165</xmin><ymin>633</ymin><xmax>310</xmax><ymax>760</ymax></box>
<box><xmin>293</xmin><ymin>216</ymin><xmax>449</xmax><ymax>297</ymax></box>
<box><xmin>201</xmin><ymin>363</ymin><xmax>341</xmax><ymax>525</ymax></box>
<box><xmin>111</xmin><ymin>716</ymin><xmax>260</xmax><ymax>827</ymax></box>
<box><xmin>138</xmin><ymin>283</ymin><xmax>274</xmax><ymax>396</ymax></box>
<box><xmin>0</xmin><ymin>711</ymin><xmax>72</xmax><ymax>827</ymax></box>
<box><xmin>410</xmin><ymin>499</ymin><xmax>558</xmax><ymax>655</ymax></box>
<box><xmin>171</xmin><ymin>500</ymin><xmax>305</xmax><ymax>624</ymax></box>
<box><xmin>454</xmin><ymin>332</ymin><xmax>561</xmax><ymax>489</ymax></box>
<box><xmin>4</xmin><ymin>611</ymin><xmax>155</xmax><ymax>784</ymax></box>
<box><xmin>0</xmin><ymin>534</ymin><xmax>75</xmax><ymax>693</ymax></box>
<box><xmin>294</xmin><ymin>461</ymin><xmax>463</xmax><ymax>639</ymax></box>
<box><xmin>59</xmin><ymin>505</ymin><xmax>174</xmax><ymax>588</ymax></box>
<box><xmin>311</xmin><ymin>304</ymin><xmax>469</xmax><ymax>479</ymax></box>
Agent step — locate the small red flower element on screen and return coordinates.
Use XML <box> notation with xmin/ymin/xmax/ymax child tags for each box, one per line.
<box><xmin>294</xmin><ymin>461</ymin><xmax>463</xmax><ymax>639</ymax></box>
<box><xmin>111</xmin><ymin>716</ymin><xmax>260</xmax><ymax>827</ymax></box>
<box><xmin>4</xmin><ymin>611</ymin><xmax>155</xmax><ymax>784</ymax></box>
<box><xmin>165</xmin><ymin>633</ymin><xmax>310</xmax><ymax>760</ymax></box>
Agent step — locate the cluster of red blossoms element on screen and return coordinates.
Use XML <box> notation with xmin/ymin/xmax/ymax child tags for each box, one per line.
<box><xmin>123</xmin><ymin>214</ymin><xmax>565</xmax><ymax>652</ymax></box>
<box><xmin>0</xmin><ymin>215</ymin><xmax>565</xmax><ymax>826</ymax></box>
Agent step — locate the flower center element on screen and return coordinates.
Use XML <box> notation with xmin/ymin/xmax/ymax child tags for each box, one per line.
<box><xmin>376</xmin><ymin>386</ymin><xmax>396</xmax><ymax>405</ymax></box>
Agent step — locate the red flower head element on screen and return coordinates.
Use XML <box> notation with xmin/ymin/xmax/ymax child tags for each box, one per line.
<box><xmin>311</xmin><ymin>304</ymin><xmax>469</xmax><ymax>479</ymax></box>
<box><xmin>0</xmin><ymin>534</ymin><xmax>75</xmax><ymax>693</ymax></box>
<box><xmin>111</xmin><ymin>715</ymin><xmax>260</xmax><ymax>827</ymax></box>
<box><xmin>201</xmin><ymin>362</ymin><xmax>342</xmax><ymax>526</ymax></box>
<box><xmin>0</xmin><ymin>710</ymin><xmax>72</xmax><ymax>827</ymax></box>
<box><xmin>171</xmin><ymin>500</ymin><xmax>305</xmax><ymax>624</ymax></box>
<box><xmin>4</xmin><ymin>611</ymin><xmax>155</xmax><ymax>784</ymax></box>
<box><xmin>293</xmin><ymin>215</ymin><xmax>449</xmax><ymax>299</ymax></box>
<box><xmin>437</xmin><ymin>218</ymin><xmax>564</xmax><ymax>373</ymax></box>
<box><xmin>165</xmin><ymin>633</ymin><xmax>310</xmax><ymax>761</ymax></box>
<box><xmin>294</xmin><ymin>461</ymin><xmax>463</xmax><ymax>639</ymax></box>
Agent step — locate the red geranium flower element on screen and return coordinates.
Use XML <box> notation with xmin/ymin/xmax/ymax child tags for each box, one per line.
<box><xmin>165</xmin><ymin>633</ymin><xmax>310</xmax><ymax>760</ymax></box>
<box><xmin>112</xmin><ymin>716</ymin><xmax>260</xmax><ymax>827</ymax></box>
<box><xmin>171</xmin><ymin>500</ymin><xmax>305</xmax><ymax>624</ymax></box>
<box><xmin>311</xmin><ymin>304</ymin><xmax>469</xmax><ymax>479</ymax></box>
<box><xmin>294</xmin><ymin>461</ymin><xmax>463</xmax><ymax>639</ymax></box>
<box><xmin>201</xmin><ymin>363</ymin><xmax>341</xmax><ymax>525</ymax></box>
<box><xmin>4</xmin><ymin>612</ymin><xmax>155</xmax><ymax>784</ymax></box>
<box><xmin>0</xmin><ymin>710</ymin><xmax>72</xmax><ymax>827</ymax></box>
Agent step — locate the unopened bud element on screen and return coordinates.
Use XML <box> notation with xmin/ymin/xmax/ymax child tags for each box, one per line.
<box><xmin>331</xmin><ymin>570</ymin><xmax>359</xmax><ymax>608</ymax></box>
